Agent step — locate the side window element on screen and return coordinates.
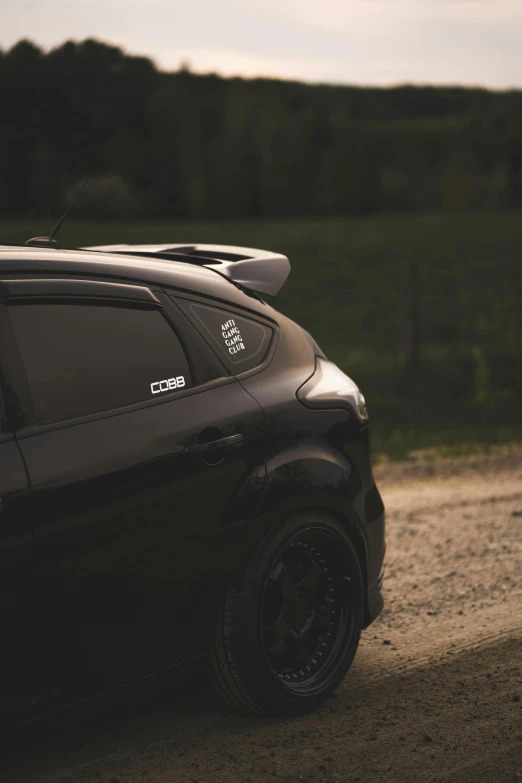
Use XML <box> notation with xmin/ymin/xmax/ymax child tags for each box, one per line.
<box><xmin>175</xmin><ymin>299</ymin><xmax>273</xmax><ymax>373</ymax></box>
<box><xmin>7</xmin><ymin>301</ymin><xmax>192</xmax><ymax>425</ymax></box>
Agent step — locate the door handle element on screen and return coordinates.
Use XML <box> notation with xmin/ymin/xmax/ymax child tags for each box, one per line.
<box><xmin>188</xmin><ymin>433</ymin><xmax>244</xmax><ymax>454</ymax></box>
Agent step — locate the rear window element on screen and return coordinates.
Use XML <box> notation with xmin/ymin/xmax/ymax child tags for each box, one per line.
<box><xmin>175</xmin><ymin>299</ymin><xmax>273</xmax><ymax>373</ymax></box>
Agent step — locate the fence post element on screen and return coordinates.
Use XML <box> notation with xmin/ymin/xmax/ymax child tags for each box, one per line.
<box><xmin>402</xmin><ymin>258</ymin><xmax>419</xmax><ymax>379</ymax></box>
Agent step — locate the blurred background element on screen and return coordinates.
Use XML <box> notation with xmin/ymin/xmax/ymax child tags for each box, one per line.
<box><xmin>1</xmin><ymin>0</ymin><xmax>522</xmax><ymax>460</ymax></box>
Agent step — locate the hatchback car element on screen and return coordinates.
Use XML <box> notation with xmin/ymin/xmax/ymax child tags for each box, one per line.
<box><xmin>0</xmin><ymin>241</ymin><xmax>385</xmax><ymax>722</ymax></box>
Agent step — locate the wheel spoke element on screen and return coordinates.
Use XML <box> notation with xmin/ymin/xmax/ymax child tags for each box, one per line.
<box><xmin>297</xmin><ymin>560</ymin><xmax>323</xmax><ymax>595</ymax></box>
<box><xmin>269</xmin><ymin>562</ymin><xmax>297</xmax><ymax>601</ymax></box>
<box><xmin>263</xmin><ymin>611</ymin><xmax>290</xmax><ymax>655</ymax></box>
<box><xmin>289</xmin><ymin>632</ymin><xmax>314</xmax><ymax>668</ymax></box>
<box><xmin>311</xmin><ymin>601</ymin><xmax>331</xmax><ymax>629</ymax></box>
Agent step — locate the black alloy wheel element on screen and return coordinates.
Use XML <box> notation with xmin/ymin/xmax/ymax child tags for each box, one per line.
<box><xmin>261</xmin><ymin>533</ymin><xmax>355</xmax><ymax>689</ymax></box>
<box><xmin>212</xmin><ymin>511</ymin><xmax>364</xmax><ymax>716</ymax></box>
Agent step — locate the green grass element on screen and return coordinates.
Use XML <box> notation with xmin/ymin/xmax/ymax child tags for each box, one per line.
<box><xmin>3</xmin><ymin>211</ymin><xmax>522</xmax><ymax>460</ymax></box>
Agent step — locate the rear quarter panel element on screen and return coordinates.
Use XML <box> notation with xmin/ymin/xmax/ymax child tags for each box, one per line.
<box><xmin>229</xmin><ymin>313</ymin><xmax>372</xmax><ymax>586</ymax></box>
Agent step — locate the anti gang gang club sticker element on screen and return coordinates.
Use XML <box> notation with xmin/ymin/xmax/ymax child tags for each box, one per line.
<box><xmin>221</xmin><ymin>318</ymin><xmax>246</xmax><ymax>355</ymax></box>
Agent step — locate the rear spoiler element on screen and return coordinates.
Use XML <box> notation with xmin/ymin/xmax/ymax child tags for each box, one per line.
<box><xmin>82</xmin><ymin>243</ymin><xmax>291</xmax><ymax>297</ymax></box>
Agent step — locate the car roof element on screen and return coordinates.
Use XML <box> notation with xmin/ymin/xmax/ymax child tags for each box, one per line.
<box><xmin>0</xmin><ymin>245</ymin><xmax>276</xmax><ymax>317</ymax></box>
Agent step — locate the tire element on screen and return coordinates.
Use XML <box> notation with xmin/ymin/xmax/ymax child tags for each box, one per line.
<box><xmin>211</xmin><ymin>510</ymin><xmax>365</xmax><ymax>716</ymax></box>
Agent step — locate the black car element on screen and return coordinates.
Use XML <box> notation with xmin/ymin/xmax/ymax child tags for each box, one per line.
<box><xmin>0</xmin><ymin>241</ymin><xmax>385</xmax><ymax>722</ymax></box>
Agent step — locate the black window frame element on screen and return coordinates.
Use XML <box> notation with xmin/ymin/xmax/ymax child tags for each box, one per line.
<box><xmin>0</xmin><ymin>302</ymin><xmax>34</xmax><ymax>434</ymax></box>
<box><xmin>0</xmin><ymin>278</ymin><xmax>234</xmax><ymax>438</ymax></box>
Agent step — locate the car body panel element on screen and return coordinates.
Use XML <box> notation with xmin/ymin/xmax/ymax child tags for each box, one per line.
<box><xmin>12</xmin><ymin>380</ymin><xmax>265</xmax><ymax>719</ymax></box>
<box><xmin>207</xmin><ymin>310</ymin><xmax>385</xmax><ymax>629</ymax></box>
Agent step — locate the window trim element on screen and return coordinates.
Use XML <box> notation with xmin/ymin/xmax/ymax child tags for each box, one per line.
<box><xmin>0</xmin><ymin>278</ymin><xmax>160</xmax><ymax>306</ymax></box>
<box><xmin>169</xmin><ymin>290</ymin><xmax>279</xmax><ymax>380</ymax></box>
<box><xmin>13</xmin><ymin>375</ymin><xmax>237</xmax><ymax>439</ymax></box>
<box><xmin>0</xmin><ymin>277</ymin><xmax>234</xmax><ymax>435</ymax></box>
<box><xmin>0</xmin><ymin>303</ymin><xmax>35</xmax><ymax>431</ymax></box>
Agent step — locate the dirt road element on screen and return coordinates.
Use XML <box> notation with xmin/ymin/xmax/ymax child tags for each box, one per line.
<box><xmin>5</xmin><ymin>449</ymin><xmax>522</xmax><ymax>783</ymax></box>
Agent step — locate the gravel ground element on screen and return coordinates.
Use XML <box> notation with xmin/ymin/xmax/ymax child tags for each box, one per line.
<box><xmin>4</xmin><ymin>448</ymin><xmax>522</xmax><ymax>783</ymax></box>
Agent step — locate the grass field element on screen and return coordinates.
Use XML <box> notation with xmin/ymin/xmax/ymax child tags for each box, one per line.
<box><xmin>2</xmin><ymin>211</ymin><xmax>522</xmax><ymax>460</ymax></box>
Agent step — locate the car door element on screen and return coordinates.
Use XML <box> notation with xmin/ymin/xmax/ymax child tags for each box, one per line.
<box><xmin>2</xmin><ymin>277</ymin><xmax>266</xmax><ymax>716</ymax></box>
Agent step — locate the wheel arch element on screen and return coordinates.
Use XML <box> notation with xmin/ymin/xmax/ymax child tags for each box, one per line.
<box><xmin>212</xmin><ymin>451</ymin><xmax>371</xmax><ymax>625</ymax></box>
<box><xmin>222</xmin><ymin>491</ymin><xmax>369</xmax><ymax>596</ymax></box>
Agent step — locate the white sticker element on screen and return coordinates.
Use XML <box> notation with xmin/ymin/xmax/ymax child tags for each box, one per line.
<box><xmin>221</xmin><ymin>318</ymin><xmax>246</xmax><ymax>355</ymax></box>
<box><xmin>151</xmin><ymin>376</ymin><xmax>186</xmax><ymax>394</ymax></box>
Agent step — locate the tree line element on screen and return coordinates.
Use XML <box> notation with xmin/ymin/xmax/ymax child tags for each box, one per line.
<box><xmin>2</xmin><ymin>38</ymin><xmax>522</xmax><ymax>219</ymax></box>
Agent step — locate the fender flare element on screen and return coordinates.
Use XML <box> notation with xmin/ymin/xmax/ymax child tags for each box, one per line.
<box><xmin>219</xmin><ymin>454</ymin><xmax>369</xmax><ymax>595</ymax></box>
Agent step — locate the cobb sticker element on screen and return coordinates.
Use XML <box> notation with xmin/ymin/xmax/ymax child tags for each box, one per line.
<box><xmin>151</xmin><ymin>376</ymin><xmax>186</xmax><ymax>394</ymax></box>
<box><xmin>221</xmin><ymin>318</ymin><xmax>245</xmax><ymax>355</ymax></box>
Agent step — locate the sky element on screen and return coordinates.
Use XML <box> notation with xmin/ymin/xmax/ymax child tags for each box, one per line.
<box><xmin>1</xmin><ymin>0</ymin><xmax>522</xmax><ymax>89</ymax></box>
